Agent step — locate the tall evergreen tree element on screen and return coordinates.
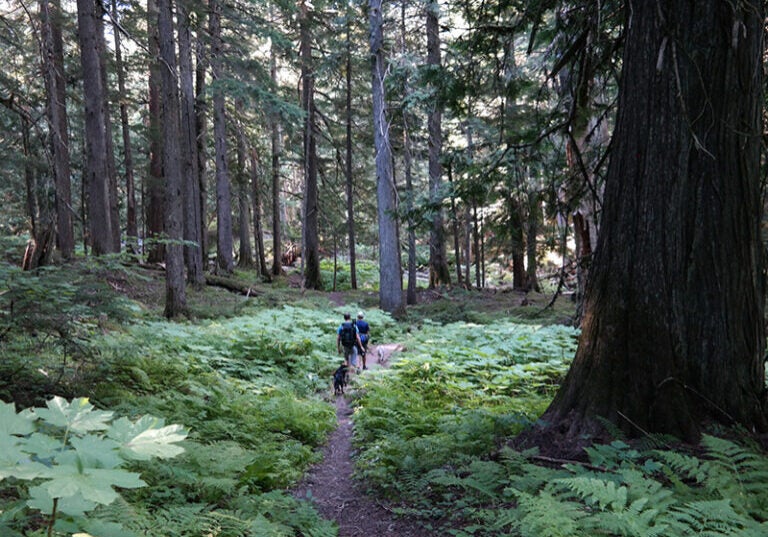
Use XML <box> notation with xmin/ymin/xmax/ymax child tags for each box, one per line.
<box><xmin>542</xmin><ymin>0</ymin><xmax>767</xmax><ymax>442</ymax></box>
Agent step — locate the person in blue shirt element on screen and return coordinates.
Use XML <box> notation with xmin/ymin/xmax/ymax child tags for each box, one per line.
<box><xmin>337</xmin><ymin>312</ymin><xmax>362</xmax><ymax>372</ymax></box>
<box><xmin>355</xmin><ymin>311</ymin><xmax>371</xmax><ymax>370</ymax></box>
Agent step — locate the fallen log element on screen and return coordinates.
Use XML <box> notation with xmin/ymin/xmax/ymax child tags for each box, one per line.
<box><xmin>205</xmin><ymin>274</ymin><xmax>261</xmax><ymax>296</ymax></box>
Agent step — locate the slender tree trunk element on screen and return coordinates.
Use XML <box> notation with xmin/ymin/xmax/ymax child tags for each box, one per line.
<box><xmin>76</xmin><ymin>0</ymin><xmax>114</xmax><ymax>255</ymax></box>
<box><xmin>370</xmin><ymin>0</ymin><xmax>403</xmax><ymax>315</ymax></box>
<box><xmin>269</xmin><ymin>38</ymin><xmax>283</xmax><ymax>277</ymax></box>
<box><xmin>345</xmin><ymin>17</ymin><xmax>357</xmax><ymax>290</ymax></box>
<box><xmin>400</xmin><ymin>0</ymin><xmax>417</xmax><ymax>305</ymax></box>
<box><xmin>93</xmin><ymin>2</ymin><xmax>120</xmax><ymax>251</ymax></box>
<box><xmin>210</xmin><ymin>0</ymin><xmax>234</xmax><ymax>274</ymax></box>
<box><xmin>472</xmin><ymin>204</ymin><xmax>480</xmax><ymax>289</ymax></box>
<box><xmin>448</xmin><ymin>163</ymin><xmax>462</xmax><ymax>287</ymax></box>
<box><xmin>41</xmin><ymin>0</ymin><xmax>74</xmax><ymax>261</ymax></box>
<box><xmin>111</xmin><ymin>0</ymin><xmax>137</xmax><ymax>252</ymax></box>
<box><xmin>250</xmin><ymin>148</ymin><xmax>269</xmax><ymax>277</ymax></box>
<box><xmin>178</xmin><ymin>0</ymin><xmax>204</xmax><ymax>285</ymax></box>
<box><xmin>195</xmin><ymin>10</ymin><xmax>208</xmax><ymax>267</ymax></box>
<box><xmin>236</xmin><ymin>123</ymin><xmax>252</xmax><ymax>268</ymax></box>
<box><xmin>157</xmin><ymin>0</ymin><xmax>186</xmax><ymax>317</ymax></box>
<box><xmin>146</xmin><ymin>0</ymin><xmax>165</xmax><ymax>262</ymax></box>
<box><xmin>526</xmin><ymin>187</ymin><xmax>541</xmax><ymax>292</ymax></box>
<box><xmin>299</xmin><ymin>0</ymin><xmax>321</xmax><ymax>290</ymax></box>
<box><xmin>426</xmin><ymin>0</ymin><xmax>450</xmax><ymax>288</ymax></box>
<box><xmin>508</xmin><ymin>189</ymin><xmax>527</xmax><ymax>289</ymax></box>
<box><xmin>542</xmin><ymin>0</ymin><xmax>767</xmax><ymax>442</ymax></box>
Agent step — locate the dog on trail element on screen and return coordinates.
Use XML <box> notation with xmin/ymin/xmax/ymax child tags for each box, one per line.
<box><xmin>377</xmin><ymin>346</ymin><xmax>386</xmax><ymax>364</ymax></box>
<box><xmin>333</xmin><ymin>363</ymin><xmax>348</xmax><ymax>395</ymax></box>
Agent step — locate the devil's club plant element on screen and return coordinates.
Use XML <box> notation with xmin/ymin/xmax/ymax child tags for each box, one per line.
<box><xmin>0</xmin><ymin>396</ymin><xmax>186</xmax><ymax>535</ymax></box>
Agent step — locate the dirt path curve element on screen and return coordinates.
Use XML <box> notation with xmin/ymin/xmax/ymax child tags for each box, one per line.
<box><xmin>292</xmin><ymin>343</ymin><xmax>425</xmax><ymax>537</ymax></box>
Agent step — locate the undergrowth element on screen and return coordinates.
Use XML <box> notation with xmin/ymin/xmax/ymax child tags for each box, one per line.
<box><xmin>351</xmin><ymin>319</ymin><xmax>768</xmax><ymax>536</ymax></box>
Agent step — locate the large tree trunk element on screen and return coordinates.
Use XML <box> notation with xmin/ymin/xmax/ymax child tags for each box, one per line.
<box><xmin>111</xmin><ymin>0</ymin><xmax>137</xmax><ymax>252</ymax></box>
<box><xmin>370</xmin><ymin>0</ymin><xmax>403</xmax><ymax>315</ymax></box>
<box><xmin>41</xmin><ymin>0</ymin><xmax>74</xmax><ymax>261</ymax></box>
<box><xmin>157</xmin><ymin>0</ymin><xmax>187</xmax><ymax>318</ymax></box>
<box><xmin>210</xmin><ymin>0</ymin><xmax>234</xmax><ymax>274</ymax></box>
<box><xmin>300</xmin><ymin>0</ymin><xmax>321</xmax><ymax>290</ymax></box>
<box><xmin>76</xmin><ymin>0</ymin><xmax>114</xmax><ymax>255</ymax></box>
<box><xmin>145</xmin><ymin>0</ymin><xmax>165</xmax><ymax>263</ymax></box>
<box><xmin>542</xmin><ymin>1</ymin><xmax>767</xmax><ymax>443</ymax></box>
<box><xmin>426</xmin><ymin>0</ymin><xmax>450</xmax><ymax>288</ymax></box>
<box><xmin>178</xmin><ymin>0</ymin><xmax>204</xmax><ymax>285</ymax></box>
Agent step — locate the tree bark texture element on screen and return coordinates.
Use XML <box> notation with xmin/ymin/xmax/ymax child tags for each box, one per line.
<box><xmin>76</xmin><ymin>0</ymin><xmax>114</xmax><ymax>255</ymax></box>
<box><xmin>178</xmin><ymin>1</ymin><xmax>204</xmax><ymax>285</ymax></box>
<box><xmin>157</xmin><ymin>0</ymin><xmax>187</xmax><ymax>318</ymax></box>
<box><xmin>111</xmin><ymin>0</ymin><xmax>138</xmax><ymax>250</ymax></box>
<box><xmin>40</xmin><ymin>0</ymin><xmax>74</xmax><ymax>260</ymax></box>
<box><xmin>146</xmin><ymin>0</ymin><xmax>165</xmax><ymax>263</ymax></box>
<box><xmin>426</xmin><ymin>0</ymin><xmax>450</xmax><ymax>288</ymax></box>
<box><xmin>543</xmin><ymin>1</ymin><xmax>767</xmax><ymax>441</ymax></box>
<box><xmin>210</xmin><ymin>0</ymin><xmax>234</xmax><ymax>274</ymax></box>
<box><xmin>370</xmin><ymin>0</ymin><xmax>403</xmax><ymax>315</ymax></box>
<box><xmin>236</xmin><ymin>123</ymin><xmax>253</xmax><ymax>268</ymax></box>
<box><xmin>300</xmin><ymin>0</ymin><xmax>321</xmax><ymax>290</ymax></box>
<box><xmin>195</xmin><ymin>14</ymin><xmax>209</xmax><ymax>265</ymax></box>
<box><xmin>250</xmin><ymin>148</ymin><xmax>269</xmax><ymax>277</ymax></box>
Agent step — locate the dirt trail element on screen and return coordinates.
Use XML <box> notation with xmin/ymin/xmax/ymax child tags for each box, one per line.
<box><xmin>292</xmin><ymin>343</ymin><xmax>426</xmax><ymax>537</ymax></box>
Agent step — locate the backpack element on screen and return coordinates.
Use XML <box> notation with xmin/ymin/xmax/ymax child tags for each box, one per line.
<box><xmin>339</xmin><ymin>322</ymin><xmax>356</xmax><ymax>347</ymax></box>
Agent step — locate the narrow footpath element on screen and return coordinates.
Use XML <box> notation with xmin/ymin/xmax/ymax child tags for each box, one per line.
<box><xmin>292</xmin><ymin>344</ymin><xmax>426</xmax><ymax>537</ymax></box>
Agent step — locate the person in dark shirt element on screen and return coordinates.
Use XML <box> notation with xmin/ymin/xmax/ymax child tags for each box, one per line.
<box><xmin>355</xmin><ymin>311</ymin><xmax>371</xmax><ymax>370</ymax></box>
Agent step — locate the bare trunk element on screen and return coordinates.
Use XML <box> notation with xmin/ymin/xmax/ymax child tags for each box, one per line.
<box><xmin>300</xmin><ymin>0</ymin><xmax>321</xmax><ymax>290</ymax></box>
<box><xmin>41</xmin><ymin>0</ymin><xmax>74</xmax><ymax>260</ymax></box>
<box><xmin>236</xmin><ymin>123</ymin><xmax>252</xmax><ymax>268</ymax></box>
<box><xmin>370</xmin><ymin>0</ymin><xmax>403</xmax><ymax>315</ymax></box>
<box><xmin>250</xmin><ymin>148</ymin><xmax>269</xmax><ymax>277</ymax></box>
<box><xmin>157</xmin><ymin>0</ymin><xmax>187</xmax><ymax>317</ymax></box>
<box><xmin>76</xmin><ymin>0</ymin><xmax>114</xmax><ymax>255</ymax></box>
<box><xmin>426</xmin><ymin>0</ymin><xmax>450</xmax><ymax>288</ymax></box>
<box><xmin>195</xmin><ymin>13</ymin><xmax>209</xmax><ymax>266</ymax></box>
<box><xmin>178</xmin><ymin>1</ymin><xmax>204</xmax><ymax>285</ymax></box>
<box><xmin>270</xmin><ymin>41</ymin><xmax>282</xmax><ymax>277</ymax></box>
<box><xmin>146</xmin><ymin>0</ymin><xmax>165</xmax><ymax>262</ymax></box>
<box><xmin>210</xmin><ymin>0</ymin><xmax>234</xmax><ymax>274</ymax></box>
<box><xmin>345</xmin><ymin>18</ymin><xmax>357</xmax><ymax>290</ymax></box>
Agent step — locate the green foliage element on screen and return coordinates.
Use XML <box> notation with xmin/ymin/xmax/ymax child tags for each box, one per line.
<box><xmin>0</xmin><ymin>397</ymin><xmax>186</xmax><ymax>536</ymax></box>
<box><xmin>319</xmin><ymin>259</ymin><xmax>380</xmax><ymax>291</ymax></box>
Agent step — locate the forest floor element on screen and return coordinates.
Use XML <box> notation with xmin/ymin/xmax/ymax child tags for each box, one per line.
<box><xmin>292</xmin><ymin>343</ymin><xmax>428</xmax><ymax>537</ymax></box>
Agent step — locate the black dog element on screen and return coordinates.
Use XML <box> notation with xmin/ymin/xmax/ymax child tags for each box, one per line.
<box><xmin>333</xmin><ymin>364</ymin><xmax>348</xmax><ymax>395</ymax></box>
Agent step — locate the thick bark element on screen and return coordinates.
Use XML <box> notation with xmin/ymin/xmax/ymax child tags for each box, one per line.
<box><xmin>300</xmin><ymin>0</ymin><xmax>321</xmax><ymax>290</ymax></box>
<box><xmin>111</xmin><ymin>0</ymin><xmax>137</xmax><ymax>250</ymax></box>
<box><xmin>370</xmin><ymin>0</ymin><xmax>403</xmax><ymax>315</ymax></box>
<box><xmin>76</xmin><ymin>0</ymin><xmax>114</xmax><ymax>255</ymax></box>
<box><xmin>210</xmin><ymin>0</ymin><xmax>234</xmax><ymax>274</ymax></box>
<box><xmin>426</xmin><ymin>0</ymin><xmax>450</xmax><ymax>288</ymax></box>
<box><xmin>178</xmin><ymin>1</ymin><xmax>204</xmax><ymax>285</ymax></box>
<box><xmin>41</xmin><ymin>0</ymin><xmax>74</xmax><ymax>260</ymax></box>
<box><xmin>145</xmin><ymin>0</ymin><xmax>165</xmax><ymax>262</ymax></box>
<box><xmin>345</xmin><ymin>19</ymin><xmax>357</xmax><ymax>290</ymax></box>
<box><xmin>542</xmin><ymin>1</ymin><xmax>767</xmax><ymax>442</ymax></box>
<box><xmin>157</xmin><ymin>0</ymin><xmax>187</xmax><ymax>318</ymax></box>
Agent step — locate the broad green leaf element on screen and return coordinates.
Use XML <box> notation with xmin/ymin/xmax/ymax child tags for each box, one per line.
<box><xmin>0</xmin><ymin>402</ymin><xmax>37</xmax><ymax>436</ymax></box>
<box><xmin>44</xmin><ymin>466</ymin><xmax>145</xmax><ymax>504</ymax></box>
<box><xmin>109</xmin><ymin>416</ymin><xmax>187</xmax><ymax>460</ymax></box>
<box><xmin>27</xmin><ymin>485</ymin><xmax>97</xmax><ymax>517</ymax></box>
<box><xmin>23</xmin><ymin>432</ymin><xmax>62</xmax><ymax>459</ymax></box>
<box><xmin>70</xmin><ymin>435</ymin><xmax>122</xmax><ymax>469</ymax></box>
<box><xmin>35</xmin><ymin>397</ymin><xmax>113</xmax><ymax>433</ymax></box>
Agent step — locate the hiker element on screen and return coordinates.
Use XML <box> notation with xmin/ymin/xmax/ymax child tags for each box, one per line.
<box><xmin>337</xmin><ymin>312</ymin><xmax>363</xmax><ymax>372</ymax></box>
<box><xmin>355</xmin><ymin>311</ymin><xmax>371</xmax><ymax>370</ymax></box>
